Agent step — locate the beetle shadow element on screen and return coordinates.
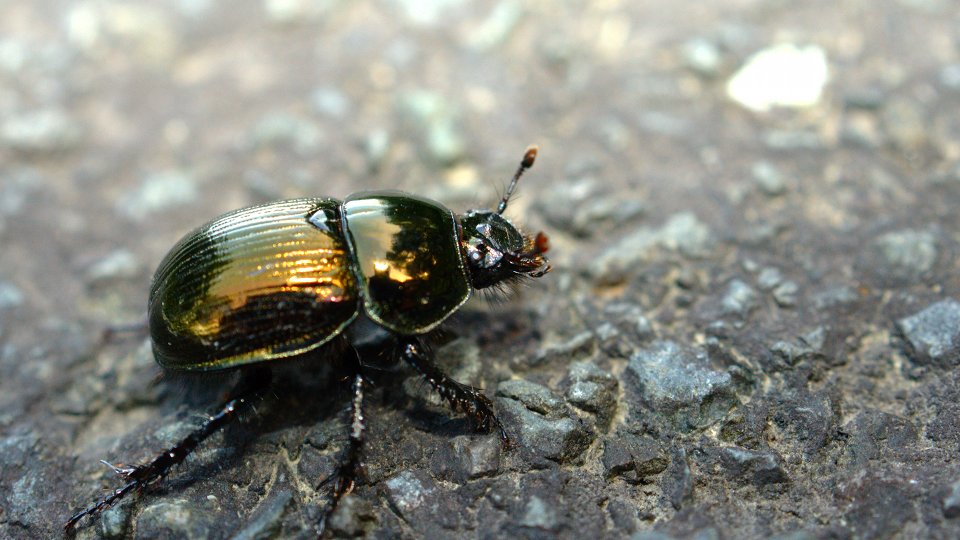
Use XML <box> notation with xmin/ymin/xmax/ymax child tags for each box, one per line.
<box><xmin>133</xmin><ymin>343</ymin><xmax>362</xmax><ymax>490</ymax></box>
<box><xmin>137</xmin><ymin>319</ymin><xmax>521</xmax><ymax>496</ymax></box>
<box><xmin>401</xmin><ymin>405</ymin><xmax>479</xmax><ymax>439</ymax></box>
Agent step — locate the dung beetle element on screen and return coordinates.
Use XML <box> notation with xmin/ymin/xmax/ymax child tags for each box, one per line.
<box><xmin>66</xmin><ymin>147</ymin><xmax>550</xmax><ymax>535</ymax></box>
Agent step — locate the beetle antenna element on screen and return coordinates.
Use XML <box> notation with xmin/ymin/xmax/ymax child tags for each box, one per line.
<box><xmin>497</xmin><ymin>145</ymin><xmax>538</xmax><ymax>215</ymax></box>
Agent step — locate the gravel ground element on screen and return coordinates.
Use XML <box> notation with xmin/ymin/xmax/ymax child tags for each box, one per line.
<box><xmin>2</xmin><ymin>1</ymin><xmax>960</xmax><ymax>539</ymax></box>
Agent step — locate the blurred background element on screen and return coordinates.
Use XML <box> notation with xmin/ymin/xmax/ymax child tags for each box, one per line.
<box><xmin>2</xmin><ymin>0</ymin><xmax>960</xmax><ymax>538</ymax></box>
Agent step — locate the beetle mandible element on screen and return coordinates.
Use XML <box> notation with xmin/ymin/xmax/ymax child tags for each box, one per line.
<box><xmin>65</xmin><ymin>146</ymin><xmax>550</xmax><ymax>535</ymax></box>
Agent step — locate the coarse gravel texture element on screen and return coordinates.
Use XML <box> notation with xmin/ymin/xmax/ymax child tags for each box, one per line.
<box><xmin>2</xmin><ymin>1</ymin><xmax>960</xmax><ymax>539</ymax></box>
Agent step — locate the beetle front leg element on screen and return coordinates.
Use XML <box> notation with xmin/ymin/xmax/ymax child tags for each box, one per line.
<box><xmin>64</xmin><ymin>367</ymin><xmax>272</xmax><ymax>532</ymax></box>
<box><xmin>400</xmin><ymin>339</ymin><xmax>509</xmax><ymax>445</ymax></box>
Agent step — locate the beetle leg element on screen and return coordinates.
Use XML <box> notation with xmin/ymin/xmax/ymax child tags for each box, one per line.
<box><xmin>64</xmin><ymin>367</ymin><xmax>272</xmax><ymax>532</ymax></box>
<box><xmin>400</xmin><ymin>339</ymin><xmax>509</xmax><ymax>445</ymax></box>
<box><xmin>317</xmin><ymin>372</ymin><xmax>366</xmax><ymax>537</ymax></box>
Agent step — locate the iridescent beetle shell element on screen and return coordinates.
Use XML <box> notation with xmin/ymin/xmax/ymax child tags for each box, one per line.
<box><xmin>149</xmin><ymin>198</ymin><xmax>359</xmax><ymax>370</ymax></box>
<box><xmin>148</xmin><ymin>191</ymin><xmax>481</xmax><ymax>371</ymax></box>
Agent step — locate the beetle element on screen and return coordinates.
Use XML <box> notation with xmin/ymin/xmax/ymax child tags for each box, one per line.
<box><xmin>65</xmin><ymin>146</ymin><xmax>550</xmax><ymax>535</ymax></box>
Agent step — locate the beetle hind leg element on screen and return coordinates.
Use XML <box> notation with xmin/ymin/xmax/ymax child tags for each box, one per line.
<box><xmin>400</xmin><ymin>339</ymin><xmax>509</xmax><ymax>445</ymax></box>
<box><xmin>64</xmin><ymin>367</ymin><xmax>272</xmax><ymax>532</ymax></box>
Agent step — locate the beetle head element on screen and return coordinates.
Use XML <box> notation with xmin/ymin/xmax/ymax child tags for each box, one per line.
<box><xmin>460</xmin><ymin>145</ymin><xmax>550</xmax><ymax>289</ymax></box>
<box><xmin>460</xmin><ymin>210</ymin><xmax>550</xmax><ymax>289</ymax></box>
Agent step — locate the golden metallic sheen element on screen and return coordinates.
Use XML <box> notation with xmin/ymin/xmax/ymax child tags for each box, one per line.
<box><xmin>342</xmin><ymin>191</ymin><xmax>471</xmax><ymax>335</ymax></box>
<box><xmin>149</xmin><ymin>198</ymin><xmax>358</xmax><ymax>370</ymax></box>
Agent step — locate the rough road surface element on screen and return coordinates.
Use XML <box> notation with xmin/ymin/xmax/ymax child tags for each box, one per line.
<box><xmin>2</xmin><ymin>1</ymin><xmax>960</xmax><ymax>539</ymax></box>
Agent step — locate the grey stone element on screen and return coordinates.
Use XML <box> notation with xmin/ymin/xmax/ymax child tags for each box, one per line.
<box><xmin>496</xmin><ymin>380</ymin><xmax>593</xmax><ymax>465</ymax></box>
<box><xmin>718</xmin><ymin>446</ymin><xmax>788</xmax><ymax>486</ymax></box>
<box><xmin>768</xmin><ymin>327</ymin><xmax>827</xmax><ymax>369</ymax></box>
<box><xmin>536</xmin><ymin>178</ymin><xmax>646</xmax><ymax>238</ymax></box>
<box><xmin>812</xmin><ymin>285</ymin><xmax>859</xmax><ymax>310</ymax></box>
<box><xmin>0</xmin><ymin>108</ymin><xmax>82</xmax><ymax>153</ymax></box>
<box><xmin>384</xmin><ymin>470</ymin><xmax>437</xmax><ymax>520</ymax></box>
<box><xmin>465</xmin><ymin>0</ymin><xmax>524</xmax><ymax>51</ymax></box>
<box><xmin>230</xmin><ymin>490</ymin><xmax>292</xmax><ymax>540</ymax></box>
<box><xmin>564</xmin><ymin>361</ymin><xmax>618</xmax><ymax>427</ymax></box>
<box><xmin>587</xmin><ymin>303</ymin><xmax>655</xmax><ymax>358</ymax></box>
<box><xmin>3</xmin><ymin>433</ymin><xmax>42</xmax><ymax>524</ymax></box>
<box><xmin>770</xmin><ymin>392</ymin><xmax>837</xmax><ymax>457</ymax></box>
<box><xmin>897</xmin><ymin>299</ymin><xmax>960</xmax><ymax>367</ymax></box>
<box><xmin>843</xmin><ymin>410</ymin><xmax>918</xmax><ymax>466</ymax></box>
<box><xmin>85</xmin><ymin>249</ymin><xmax>141</xmax><ymax>283</ymax></box>
<box><xmin>137</xmin><ymin>498</ymin><xmax>216</xmax><ymax>539</ymax></box>
<box><xmin>682</xmin><ymin>37</ymin><xmax>722</xmax><ymax>78</ymax></box>
<box><xmin>98</xmin><ymin>501</ymin><xmax>133</xmax><ymax>539</ymax></box>
<box><xmin>752</xmin><ymin>161</ymin><xmax>787</xmax><ymax>196</ymax></box>
<box><xmin>520</xmin><ymin>495</ymin><xmax>559</xmax><ymax>530</ymax></box>
<box><xmin>763</xmin><ymin>130</ymin><xmax>822</xmax><ymax>149</ymax></box>
<box><xmin>844</xmin><ymin>86</ymin><xmax>886</xmax><ymax>110</ymax></box>
<box><xmin>117</xmin><ymin>170</ymin><xmax>197</xmax><ymax>219</ymax></box>
<box><xmin>363</xmin><ymin>128</ymin><xmax>390</xmax><ymax>171</ymax></box>
<box><xmin>326</xmin><ymin>494</ymin><xmax>377</xmax><ymax>537</ymax></box>
<box><xmin>941</xmin><ymin>64</ymin><xmax>960</xmax><ymax>90</ymax></box>
<box><xmin>720</xmin><ymin>279</ymin><xmax>758</xmax><ymax>318</ymax></box>
<box><xmin>662</xmin><ymin>447</ymin><xmax>693</xmax><ymax>510</ymax></box>
<box><xmin>389</xmin><ymin>0</ymin><xmax>467</xmax><ymax>25</ymax></box>
<box><xmin>608</xmin><ymin>497</ymin><xmax>642</xmax><ymax>534</ymax></box>
<box><xmin>630</xmin><ymin>532</ymin><xmax>677</xmax><ymax>540</ymax></box>
<box><xmin>444</xmin><ymin>435</ymin><xmax>500</xmax><ymax>483</ymax></box>
<box><xmin>840</xmin><ymin>473</ymin><xmax>916</xmax><ymax>539</ymax></box>
<box><xmin>591</xmin><ymin>213</ymin><xmax>715</xmax><ymax>282</ymax></box>
<box><xmin>0</xmin><ymin>38</ymin><xmax>27</xmax><ymax>72</ymax></box>
<box><xmin>602</xmin><ymin>432</ymin><xmax>668</xmax><ymax>481</ymax></box>
<box><xmin>249</xmin><ymin>112</ymin><xmax>323</xmax><ymax>153</ymax></box>
<box><xmin>264</xmin><ymin>0</ymin><xmax>333</xmax><ymax>23</ymax></box>
<box><xmin>882</xmin><ymin>97</ymin><xmax>928</xmax><ymax>152</ymax></box>
<box><xmin>397</xmin><ymin>91</ymin><xmax>465</xmax><ymax>165</ymax></box>
<box><xmin>497</xmin><ymin>379</ymin><xmax>565</xmax><ymax>415</ymax></box>
<box><xmin>944</xmin><ymin>479</ymin><xmax>960</xmax><ymax>519</ymax></box>
<box><xmin>311</xmin><ymin>86</ymin><xmax>350</xmax><ymax>118</ymax></box>
<box><xmin>625</xmin><ymin>341</ymin><xmax>737</xmax><ymax>430</ymax></box>
<box><xmin>435</xmin><ymin>337</ymin><xmax>483</xmax><ymax>382</ymax></box>
<box><xmin>566</xmin><ymin>381</ymin><xmax>604</xmax><ymax>410</ymax></box>
<box><xmin>0</xmin><ymin>167</ymin><xmax>40</xmax><ymax>216</ymax></box>
<box><xmin>529</xmin><ymin>331</ymin><xmax>597</xmax><ymax>367</ymax></box>
<box><xmin>772</xmin><ymin>281</ymin><xmax>799</xmax><ymax>307</ymax></box>
<box><xmin>638</xmin><ymin>111</ymin><xmax>690</xmax><ymax>137</ymax></box>
<box><xmin>657</xmin><ymin>213</ymin><xmax>716</xmax><ymax>258</ymax></box>
<box><xmin>0</xmin><ymin>281</ymin><xmax>24</xmax><ymax>309</ymax></box>
<box><xmin>769</xmin><ymin>531</ymin><xmax>819</xmax><ymax>540</ymax></box>
<box><xmin>865</xmin><ymin>229</ymin><xmax>938</xmax><ymax>284</ymax></box>
<box><xmin>757</xmin><ymin>267</ymin><xmax>784</xmax><ymax>290</ymax></box>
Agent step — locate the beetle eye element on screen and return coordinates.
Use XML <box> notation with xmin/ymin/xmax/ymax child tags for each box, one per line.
<box><xmin>475</xmin><ymin>222</ymin><xmax>492</xmax><ymax>237</ymax></box>
<box><xmin>483</xmin><ymin>249</ymin><xmax>503</xmax><ymax>268</ymax></box>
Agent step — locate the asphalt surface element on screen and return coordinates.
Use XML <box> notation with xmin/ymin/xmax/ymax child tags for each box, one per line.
<box><xmin>2</xmin><ymin>1</ymin><xmax>960</xmax><ymax>539</ymax></box>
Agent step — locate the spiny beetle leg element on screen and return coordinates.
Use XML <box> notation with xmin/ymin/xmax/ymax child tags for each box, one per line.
<box><xmin>317</xmin><ymin>372</ymin><xmax>366</xmax><ymax>538</ymax></box>
<box><xmin>400</xmin><ymin>340</ymin><xmax>510</xmax><ymax>446</ymax></box>
<box><xmin>64</xmin><ymin>367</ymin><xmax>272</xmax><ymax>532</ymax></box>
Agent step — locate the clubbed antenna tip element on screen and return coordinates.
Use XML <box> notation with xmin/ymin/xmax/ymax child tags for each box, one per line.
<box><xmin>497</xmin><ymin>145</ymin><xmax>539</xmax><ymax>215</ymax></box>
<box><xmin>522</xmin><ymin>145</ymin><xmax>538</xmax><ymax>168</ymax></box>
